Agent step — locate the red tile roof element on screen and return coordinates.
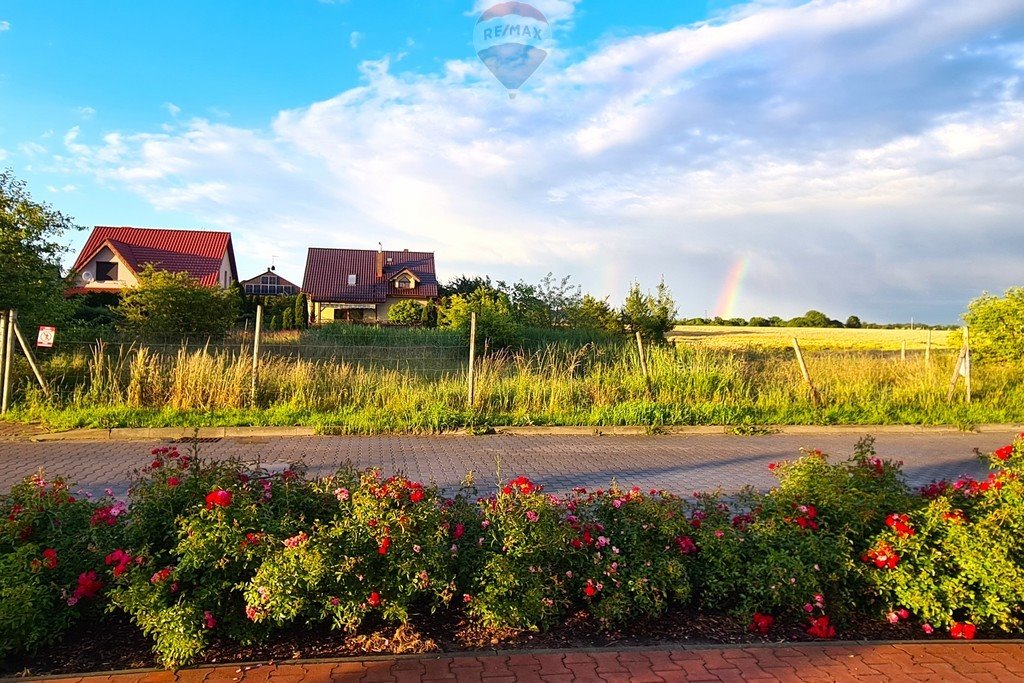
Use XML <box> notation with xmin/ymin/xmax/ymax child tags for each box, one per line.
<box><xmin>72</xmin><ymin>227</ymin><xmax>237</xmax><ymax>287</ymax></box>
<box><xmin>302</xmin><ymin>248</ymin><xmax>438</xmax><ymax>303</ymax></box>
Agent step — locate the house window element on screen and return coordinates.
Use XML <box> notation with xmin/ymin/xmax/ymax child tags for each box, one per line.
<box><xmin>95</xmin><ymin>261</ymin><xmax>118</xmax><ymax>282</ymax></box>
<box><xmin>261</xmin><ymin>275</ymin><xmax>274</xmax><ymax>285</ymax></box>
<box><xmin>395</xmin><ymin>277</ymin><xmax>413</xmax><ymax>289</ymax></box>
<box><xmin>348</xmin><ymin>274</ymin><xmax>358</xmax><ymax>286</ymax></box>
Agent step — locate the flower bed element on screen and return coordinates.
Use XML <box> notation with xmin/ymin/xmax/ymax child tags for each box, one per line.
<box><xmin>2</xmin><ymin>435</ymin><xmax>1024</xmax><ymax>670</ymax></box>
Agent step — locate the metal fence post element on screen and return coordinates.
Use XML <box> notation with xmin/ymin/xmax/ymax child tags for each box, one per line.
<box><xmin>1</xmin><ymin>310</ymin><xmax>14</xmax><ymax>414</ymax></box>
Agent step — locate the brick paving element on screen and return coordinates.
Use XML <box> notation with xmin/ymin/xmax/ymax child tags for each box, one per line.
<box><xmin>0</xmin><ymin>430</ymin><xmax>1017</xmax><ymax>499</ymax></box>
<box><xmin>16</xmin><ymin>643</ymin><xmax>1024</xmax><ymax>682</ymax></box>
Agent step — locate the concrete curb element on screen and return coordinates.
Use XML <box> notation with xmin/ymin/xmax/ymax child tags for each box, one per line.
<box><xmin>22</xmin><ymin>422</ymin><xmax>1024</xmax><ymax>442</ymax></box>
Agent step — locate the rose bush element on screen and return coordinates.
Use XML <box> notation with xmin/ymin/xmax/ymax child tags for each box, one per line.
<box><xmin>4</xmin><ymin>436</ymin><xmax>1024</xmax><ymax>668</ymax></box>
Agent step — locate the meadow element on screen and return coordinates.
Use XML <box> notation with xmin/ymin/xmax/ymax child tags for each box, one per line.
<box><xmin>669</xmin><ymin>325</ymin><xmax>955</xmax><ymax>352</ymax></box>
<box><xmin>5</xmin><ymin>325</ymin><xmax>1022</xmax><ymax>432</ymax></box>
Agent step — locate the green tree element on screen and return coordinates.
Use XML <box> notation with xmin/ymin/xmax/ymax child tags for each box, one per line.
<box><xmin>620</xmin><ymin>279</ymin><xmax>677</xmax><ymax>342</ymax></box>
<box><xmin>845</xmin><ymin>315</ymin><xmax>862</xmax><ymax>329</ymax></box>
<box><xmin>116</xmin><ymin>266</ymin><xmax>239</xmax><ymax>340</ymax></box>
<box><xmin>0</xmin><ymin>170</ymin><xmax>80</xmax><ymax>329</ymax></box>
<box><xmin>961</xmin><ymin>288</ymin><xmax>1024</xmax><ymax>361</ymax></box>
<box><xmin>282</xmin><ymin>307</ymin><xmax>295</xmax><ymax>330</ymax></box>
<box><xmin>566</xmin><ymin>294</ymin><xmax>621</xmax><ymax>333</ymax></box>
<box><xmin>438</xmin><ymin>287</ymin><xmax>519</xmax><ymax>347</ymax></box>
<box><xmin>295</xmin><ymin>293</ymin><xmax>308</xmax><ymax>330</ymax></box>
<box><xmin>388</xmin><ymin>299</ymin><xmax>425</xmax><ymax>325</ymax></box>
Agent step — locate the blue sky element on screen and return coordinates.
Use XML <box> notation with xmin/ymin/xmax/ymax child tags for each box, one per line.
<box><xmin>1</xmin><ymin>0</ymin><xmax>1023</xmax><ymax>323</ymax></box>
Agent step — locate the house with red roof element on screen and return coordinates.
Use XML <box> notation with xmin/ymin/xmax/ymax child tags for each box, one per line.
<box><xmin>302</xmin><ymin>247</ymin><xmax>439</xmax><ymax>323</ymax></box>
<box><xmin>68</xmin><ymin>227</ymin><xmax>238</xmax><ymax>295</ymax></box>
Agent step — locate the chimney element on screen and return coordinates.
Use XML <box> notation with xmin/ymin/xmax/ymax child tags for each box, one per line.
<box><xmin>375</xmin><ymin>247</ymin><xmax>384</xmax><ymax>280</ymax></box>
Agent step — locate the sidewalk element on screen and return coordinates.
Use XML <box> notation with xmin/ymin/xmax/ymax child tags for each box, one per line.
<box><xmin>18</xmin><ymin>642</ymin><xmax>1024</xmax><ymax>682</ymax></box>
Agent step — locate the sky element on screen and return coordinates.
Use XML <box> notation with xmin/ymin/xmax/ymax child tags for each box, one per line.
<box><xmin>1</xmin><ymin>0</ymin><xmax>1023</xmax><ymax>324</ymax></box>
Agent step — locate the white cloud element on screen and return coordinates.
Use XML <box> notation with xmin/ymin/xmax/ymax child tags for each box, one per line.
<box><xmin>163</xmin><ymin>102</ymin><xmax>182</xmax><ymax>117</ymax></box>
<box><xmin>0</xmin><ymin>148</ymin><xmax>7</xmax><ymax>161</ymax></box>
<box><xmin>54</xmin><ymin>0</ymin><xmax>1024</xmax><ymax>321</ymax></box>
<box><xmin>349</xmin><ymin>31</ymin><xmax>362</xmax><ymax>49</ymax></box>
<box><xmin>0</xmin><ymin>20</ymin><xmax>10</xmax><ymax>32</ymax></box>
<box><xmin>77</xmin><ymin>106</ymin><xmax>96</xmax><ymax>119</ymax></box>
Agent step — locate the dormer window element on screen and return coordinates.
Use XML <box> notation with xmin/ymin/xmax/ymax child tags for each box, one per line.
<box><xmin>395</xmin><ymin>277</ymin><xmax>413</xmax><ymax>289</ymax></box>
<box><xmin>348</xmin><ymin>274</ymin><xmax>358</xmax><ymax>286</ymax></box>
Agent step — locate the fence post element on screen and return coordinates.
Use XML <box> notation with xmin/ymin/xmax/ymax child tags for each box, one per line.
<box><xmin>250</xmin><ymin>305</ymin><xmax>263</xmax><ymax>406</ymax></box>
<box><xmin>11</xmin><ymin>314</ymin><xmax>49</xmax><ymax>397</ymax></box>
<box><xmin>635</xmin><ymin>331</ymin><xmax>652</xmax><ymax>397</ymax></box>
<box><xmin>963</xmin><ymin>326</ymin><xmax>971</xmax><ymax>403</ymax></box>
<box><xmin>946</xmin><ymin>343</ymin><xmax>967</xmax><ymax>402</ymax></box>
<box><xmin>0</xmin><ymin>311</ymin><xmax>7</xmax><ymax>413</ymax></box>
<box><xmin>1</xmin><ymin>310</ymin><xmax>14</xmax><ymax>414</ymax></box>
<box><xmin>791</xmin><ymin>337</ymin><xmax>820</xmax><ymax>408</ymax></box>
<box><xmin>467</xmin><ymin>312</ymin><xmax>477</xmax><ymax>407</ymax></box>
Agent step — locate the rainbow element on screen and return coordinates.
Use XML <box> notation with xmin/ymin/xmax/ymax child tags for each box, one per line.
<box><xmin>714</xmin><ymin>256</ymin><xmax>750</xmax><ymax>319</ymax></box>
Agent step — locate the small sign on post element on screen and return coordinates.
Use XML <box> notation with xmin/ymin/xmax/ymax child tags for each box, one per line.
<box><xmin>36</xmin><ymin>326</ymin><xmax>56</xmax><ymax>348</ymax></box>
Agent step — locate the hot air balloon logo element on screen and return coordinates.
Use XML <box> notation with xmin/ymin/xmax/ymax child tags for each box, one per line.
<box><xmin>474</xmin><ymin>2</ymin><xmax>549</xmax><ymax>98</ymax></box>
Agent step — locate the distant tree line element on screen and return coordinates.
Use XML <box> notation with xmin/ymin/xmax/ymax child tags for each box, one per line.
<box><xmin>679</xmin><ymin>311</ymin><xmax>956</xmax><ymax>331</ymax></box>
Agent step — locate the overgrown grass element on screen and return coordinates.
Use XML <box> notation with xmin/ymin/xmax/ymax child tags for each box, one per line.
<box><xmin>6</xmin><ymin>332</ymin><xmax>1024</xmax><ymax>431</ymax></box>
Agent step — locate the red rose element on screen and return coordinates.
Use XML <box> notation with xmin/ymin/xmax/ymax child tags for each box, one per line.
<box><xmin>749</xmin><ymin>612</ymin><xmax>774</xmax><ymax>635</ymax></box>
<box><xmin>950</xmin><ymin>622</ymin><xmax>976</xmax><ymax>639</ymax></box>
<box><xmin>995</xmin><ymin>445</ymin><xmax>1013</xmax><ymax>461</ymax></box>
<box><xmin>584</xmin><ymin>580</ymin><xmax>597</xmax><ymax>597</ymax></box>
<box><xmin>73</xmin><ymin>570</ymin><xmax>104</xmax><ymax>601</ymax></box>
<box><xmin>167</xmin><ymin>476</ymin><xmax>180</xmax><ymax>487</ymax></box>
<box><xmin>410</xmin><ymin>489</ymin><xmax>424</xmax><ymax>503</ymax></box>
<box><xmin>42</xmin><ymin>548</ymin><xmax>58</xmax><ymax>570</ymax></box>
<box><xmin>368</xmin><ymin>591</ymin><xmax>382</xmax><ymax>607</ymax></box>
<box><xmin>378</xmin><ymin>536</ymin><xmax>390</xmax><ymax>555</ymax></box>
<box><xmin>453</xmin><ymin>523</ymin><xmax>465</xmax><ymax>540</ymax></box>
<box><xmin>807</xmin><ymin>615</ymin><xmax>835</xmax><ymax>639</ymax></box>
<box><xmin>205</xmin><ymin>488</ymin><xmax>232</xmax><ymax>510</ymax></box>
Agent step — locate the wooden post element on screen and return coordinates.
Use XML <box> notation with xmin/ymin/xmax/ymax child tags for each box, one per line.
<box><xmin>925</xmin><ymin>330</ymin><xmax>932</xmax><ymax>366</ymax></box>
<box><xmin>792</xmin><ymin>337</ymin><xmax>820</xmax><ymax>408</ymax></box>
<box><xmin>900</xmin><ymin>339</ymin><xmax>906</xmax><ymax>362</ymax></box>
<box><xmin>946</xmin><ymin>344</ymin><xmax>967</xmax><ymax>402</ymax></box>
<box><xmin>11</xmin><ymin>315</ymin><xmax>49</xmax><ymax>397</ymax></box>
<box><xmin>0</xmin><ymin>311</ymin><xmax>7</xmax><ymax>413</ymax></box>
<box><xmin>963</xmin><ymin>326</ymin><xmax>971</xmax><ymax>403</ymax></box>
<box><xmin>467</xmin><ymin>312</ymin><xmax>477</xmax><ymax>407</ymax></box>
<box><xmin>1</xmin><ymin>310</ymin><xmax>14</xmax><ymax>414</ymax></box>
<box><xmin>636</xmin><ymin>331</ymin><xmax>652</xmax><ymax>396</ymax></box>
<box><xmin>250</xmin><ymin>305</ymin><xmax>263</xmax><ymax>406</ymax></box>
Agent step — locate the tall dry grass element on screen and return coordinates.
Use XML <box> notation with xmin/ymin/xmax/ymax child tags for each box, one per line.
<box><xmin>18</xmin><ymin>341</ymin><xmax>1024</xmax><ymax>430</ymax></box>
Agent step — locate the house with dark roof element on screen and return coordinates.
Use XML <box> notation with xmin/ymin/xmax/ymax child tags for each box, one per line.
<box><xmin>302</xmin><ymin>247</ymin><xmax>439</xmax><ymax>323</ymax></box>
<box><xmin>68</xmin><ymin>227</ymin><xmax>238</xmax><ymax>295</ymax></box>
<box><xmin>240</xmin><ymin>269</ymin><xmax>299</xmax><ymax>296</ymax></box>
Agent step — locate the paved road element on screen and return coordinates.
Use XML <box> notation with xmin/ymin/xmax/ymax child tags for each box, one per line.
<box><xmin>0</xmin><ymin>430</ymin><xmax>1016</xmax><ymax>498</ymax></box>
<box><xmin>28</xmin><ymin>643</ymin><xmax>1024</xmax><ymax>682</ymax></box>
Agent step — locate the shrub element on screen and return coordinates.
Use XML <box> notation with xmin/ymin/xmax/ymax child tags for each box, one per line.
<box><xmin>106</xmin><ymin>459</ymin><xmax>325</xmax><ymax>668</ymax></box>
<box><xmin>864</xmin><ymin>435</ymin><xmax>1024</xmax><ymax>635</ymax></box>
<box><xmin>0</xmin><ymin>473</ymin><xmax>118</xmax><ymax>658</ymax></box>
<box><xmin>243</xmin><ymin>470</ymin><xmax>460</xmax><ymax>634</ymax></box>
<box><xmin>960</xmin><ymin>287</ymin><xmax>1024</xmax><ymax>361</ymax></box>
<box><xmin>575</xmin><ymin>485</ymin><xmax>693</xmax><ymax>625</ymax></box>
<box><xmin>116</xmin><ymin>266</ymin><xmax>240</xmax><ymax>341</ymax></box>
<box><xmin>388</xmin><ymin>300</ymin><xmax>426</xmax><ymax>325</ymax></box>
<box><xmin>466</xmin><ymin>477</ymin><xmax>582</xmax><ymax>630</ymax></box>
